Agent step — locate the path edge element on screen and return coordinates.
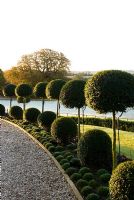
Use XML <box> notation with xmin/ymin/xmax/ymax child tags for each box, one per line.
<box><xmin>2</xmin><ymin>119</ymin><xmax>83</xmax><ymax>200</ymax></box>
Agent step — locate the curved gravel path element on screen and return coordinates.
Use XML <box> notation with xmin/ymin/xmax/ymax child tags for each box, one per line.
<box><xmin>0</xmin><ymin>120</ymin><xmax>78</xmax><ymax>200</ymax></box>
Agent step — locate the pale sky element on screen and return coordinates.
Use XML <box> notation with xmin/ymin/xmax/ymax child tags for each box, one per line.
<box><xmin>0</xmin><ymin>0</ymin><xmax>134</xmax><ymax>72</ymax></box>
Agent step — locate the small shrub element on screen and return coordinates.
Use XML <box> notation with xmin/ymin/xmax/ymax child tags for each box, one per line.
<box><xmin>70</xmin><ymin>158</ymin><xmax>81</xmax><ymax>167</ymax></box>
<box><xmin>65</xmin><ymin>167</ymin><xmax>78</xmax><ymax>176</ymax></box>
<box><xmin>77</xmin><ymin>129</ymin><xmax>112</xmax><ymax>171</ymax></box>
<box><xmin>24</xmin><ymin>108</ymin><xmax>40</xmax><ymax>123</ymax></box>
<box><xmin>37</xmin><ymin>111</ymin><xmax>56</xmax><ymax>132</ymax></box>
<box><xmin>88</xmin><ymin>179</ymin><xmax>98</xmax><ymax>188</ymax></box>
<box><xmin>47</xmin><ymin>146</ymin><xmax>55</xmax><ymax>152</ymax></box>
<box><xmin>51</xmin><ymin>117</ymin><xmax>77</xmax><ymax>145</ymax></box>
<box><xmin>62</xmin><ymin>163</ymin><xmax>70</xmax><ymax>170</ymax></box>
<box><xmin>70</xmin><ymin>173</ymin><xmax>81</xmax><ymax>182</ymax></box>
<box><xmin>79</xmin><ymin>167</ymin><xmax>91</xmax><ymax>176</ymax></box>
<box><xmin>60</xmin><ymin>159</ymin><xmax>69</xmax><ymax>165</ymax></box>
<box><xmin>45</xmin><ymin>142</ymin><xmax>53</xmax><ymax>148</ymax></box>
<box><xmin>56</xmin><ymin>155</ymin><xmax>64</xmax><ymax>162</ymax></box>
<box><xmin>53</xmin><ymin>151</ymin><xmax>62</xmax><ymax>157</ymax></box>
<box><xmin>81</xmin><ymin>186</ymin><xmax>93</xmax><ymax>197</ymax></box>
<box><xmin>96</xmin><ymin>168</ymin><xmax>109</xmax><ymax>176</ymax></box>
<box><xmin>76</xmin><ymin>179</ymin><xmax>89</xmax><ymax>190</ymax></box>
<box><xmin>86</xmin><ymin>193</ymin><xmax>100</xmax><ymax>200</ymax></box>
<box><xmin>97</xmin><ymin>186</ymin><xmax>109</xmax><ymax>197</ymax></box>
<box><xmin>9</xmin><ymin>106</ymin><xmax>23</xmax><ymax>119</ymax></box>
<box><xmin>99</xmin><ymin>173</ymin><xmax>111</xmax><ymax>184</ymax></box>
<box><xmin>0</xmin><ymin>104</ymin><xmax>5</xmax><ymax>116</ymax></box>
<box><xmin>55</xmin><ymin>145</ymin><xmax>64</xmax><ymax>151</ymax></box>
<box><xmin>66</xmin><ymin>155</ymin><xmax>74</xmax><ymax>161</ymax></box>
<box><xmin>66</xmin><ymin>143</ymin><xmax>77</xmax><ymax>150</ymax></box>
<box><xmin>109</xmin><ymin>161</ymin><xmax>134</xmax><ymax>200</ymax></box>
<box><xmin>83</xmin><ymin>173</ymin><xmax>94</xmax><ymax>181</ymax></box>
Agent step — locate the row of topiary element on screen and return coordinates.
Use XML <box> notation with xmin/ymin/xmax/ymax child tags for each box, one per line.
<box><xmin>3</xmin><ymin>104</ymin><xmax>134</xmax><ymax>200</ymax></box>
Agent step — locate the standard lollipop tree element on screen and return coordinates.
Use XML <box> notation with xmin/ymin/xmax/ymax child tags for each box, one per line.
<box><xmin>85</xmin><ymin>70</ymin><xmax>134</xmax><ymax>169</ymax></box>
<box><xmin>33</xmin><ymin>82</ymin><xmax>47</xmax><ymax>113</ymax></box>
<box><xmin>15</xmin><ymin>83</ymin><xmax>32</xmax><ymax>112</ymax></box>
<box><xmin>3</xmin><ymin>84</ymin><xmax>16</xmax><ymax>109</ymax></box>
<box><xmin>46</xmin><ymin>79</ymin><xmax>66</xmax><ymax>117</ymax></box>
<box><xmin>60</xmin><ymin>80</ymin><xmax>86</xmax><ymax>139</ymax></box>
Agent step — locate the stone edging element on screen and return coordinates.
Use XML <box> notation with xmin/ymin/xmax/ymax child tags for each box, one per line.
<box><xmin>2</xmin><ymin>119</ymin><xmax>83</xmax><ymax>200</ymax></box>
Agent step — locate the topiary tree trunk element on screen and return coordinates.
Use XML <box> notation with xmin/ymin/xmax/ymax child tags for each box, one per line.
<box><xmin>56</xmin><ymin>99</ymin><xmax>60</xmax><ymax>118</ymax></box>
<box><xmin>78</xmin><ymin>108</ymin><xmax>80</xmax><ymax>139</ymax></box>
<box><xmin>112</xmin><ymin>111</ymin><xmax>117</xmax><ymax>169</ymax></box>
<box><xmin>10</xmin><ymin>97</ymin><xmax>12</xmax><ymax>109</ymax></box>
<box><xmin>42</xmin><ymin>98</ymin><xmax>45</xmax><ymax>113</ymax></box>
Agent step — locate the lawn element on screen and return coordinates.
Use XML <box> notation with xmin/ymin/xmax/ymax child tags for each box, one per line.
<box><xmin>80</xmin><ymin>125</ymin><xmax>134</xmax><ymax>160</ymax></box>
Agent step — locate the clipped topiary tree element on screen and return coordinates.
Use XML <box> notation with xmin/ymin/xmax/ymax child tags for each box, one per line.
<box><xmin>0</xmin><ymin>104</ymin><xmax>5</xmax><ymax>116</ymax></box>
<box><xmin>60</xmin><ymin>80</ymin><xmax>86</xmax><ymax>139</ymax></box>
<box><xmin>46</xmin><ymin>79</ymin><xmax>66</xmax><ymax>117</ymax></box>
<box><xmin>109</xmin><ymin>161</ymin><xmax>134</xmax><ymax>200</ymax></box>
<box><xmin>37</xmin><ymin>111</ymin><xmax>56</xmax><ymax>132</ymax></box>
<box><xmin>3</xmin><ymin>84</ymin><xmax>16</xmax><ymax>109</ymax></box>
<box><xmin>33</xmin><ymin>82</ymin><xmax>47</xmax><ymax>113</ymax></box>
<box><xmin>51</xmin><ymin>117</ymin><xmax>77</xmax><ymax>145</ymax></box>
<box><xmin>77</xmin><ymin>129</ymin><xmax>112</xmax><ymax>172</ymax></box>
<box><xmin>9</xmin><ymin>106</ymin><xmax>23</xmax><ymax>119</ymax></box>
<box><xmin>15</xmin><ymin>83</ymin><xmax>32</xmax><ymax>112</ymax></box>
<box><xmin>24</xmin><ymin>108</ymin><xmax>40</xmax><ymax>123</ymax></box>
<box><xmin>85</xmin><ymin>70</ymin><xmax>134</xmax><ymax>169</ymax></box>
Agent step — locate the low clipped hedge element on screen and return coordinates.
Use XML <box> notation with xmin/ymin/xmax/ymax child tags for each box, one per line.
<box><xmin>109</xmin><ymin>161</ymin><xmax>134</xmax><ymax>199</ymax></box>
<box><xmin>77</xmin><ymin>129</ymin><xmax>112</xmax><ymax>171</ymax></box>
<box><xmin>51</xmin><ymin>117</ymin><xmax>77</xmax><ymax>145</ymax></box>
<box><xmin>9</xmin><ymin>106</ymin><xmax>23</xmax><ymax>119</ymax></box>
<box><xmin>37</xmin><ymin>111</ymin><xmax>56</xmax><ymax>132</ymax></box>
<box><xmin>24</xmin><ymin>108</ymin><xmax>40</xmax><ymax>123</ymax></box>
<box><xmin>0</xmin><ymin>104</ymin><xmax>5</xmax><ymax>116</ymax></box>
<box><xmin>70</xmin><ymin>116</ymin><xmax>134</xmax><ymax>132</ymax></box>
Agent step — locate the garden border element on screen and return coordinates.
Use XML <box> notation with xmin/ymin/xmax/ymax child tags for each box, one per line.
<box><xmin>2</xmin><ymin>119</ymin><xmax>83</xmax><ymax>200</ymax></box>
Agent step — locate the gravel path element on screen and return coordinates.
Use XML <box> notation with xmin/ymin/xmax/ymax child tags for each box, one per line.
<box><xmin>0</xmin><ymin>120</ymin><xmax>77</xmax><ymax>200</ymax></box>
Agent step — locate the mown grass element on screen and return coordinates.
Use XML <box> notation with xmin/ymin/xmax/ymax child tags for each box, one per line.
<box><xmin>80</xmin><ymin>125</ymin><xmax>134</xmax><ymax>160</ymax></box>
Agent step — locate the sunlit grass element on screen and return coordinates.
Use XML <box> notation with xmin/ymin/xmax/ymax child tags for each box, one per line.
<box><xmin>80</xmin><ymin>125</ymin><xmax>134</xmax><ymax>159</ymax></box>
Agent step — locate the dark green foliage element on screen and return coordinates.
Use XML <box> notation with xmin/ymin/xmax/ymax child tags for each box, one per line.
<box><xmin>81</xmin><ymin>186</ymin><xmax>93</xmax><ymax>197</ymax></box>
<box><xmin>88</xmin><ymin>179</ymin><xmax>98</xmax><ymax>188</ymax></box>
<box><xmin>47</xmin><ymin>146</ymin><xmax>55</xmax><ymax>152</ymax></box>
<box><xmin>24</xmin><ymin>108</ymin><xmax>40</xmax><ymax>123</ymax></box>
<box><xmin>62</xmin><ymin>162</ymin><xmax>70</xmax><ymax>170</ymax></box>
<box><xmin>109</xmin><ymin>161</ymin><xmax>134</xmax><ymax>200</ymax></box>
<box><xmin>53</xmin><ymin>151</ymin><xmax>62</xmax><ymax>157</ymax></box>
<box><xmin>85</xmin><ymin>70</ymin><xmax>134</xmax><ymax>113</ymax></box>
<box><xmin>46</xmin><ymin>79</ymin><xmax>66</xmax><ymax>100</ymax></box>
<box><xmin>9</xmin><ymin>106</ymin><xmax>23</xmax><ymax>119</ymax></box>
<box><xmin>66</xmin><ymin>143</ymin><xmax>77</xmax><ymax>150</ymax></box>
<box><xmin>3</xmin><ymin>84</ymin><xmax>16</xmax><ymax>97</ymax></box>
<box><xmin>37</xmin><ymin>111</ymin><xmax>56</xmax><ymax>132</ymax></box>
<box><xmin>70</xmin><ymin>158</ymin><xmax>81</xmax><ymax>167</ymax></box>
<box><xmin>60</xmin><ymin>159</ymin><xmax>68</xmax><ymax>165</ymax></box>
<box><xmin>66</xmin><ymin>155</ymin><xmax>74</xmax><ymax>161</ymax></box>
<box><xmin>51</xmin><ymin>117</ymin><xmax>77</xmax><ymax>145</ymax></box>
<box><xmin>17</xmin><ymin>96</ymin><xmax>30</xmax><ymax>103</ymax></box>
<box><xmin>77</xmin><ymin>129</ymin><xmax>112</xmax><ymax>171</ymax></box>
<box><xmin>96</xmin><ymin>168</ymin><xmax>109</xmax><ymax>176</ymax></box>
<box><xmin>56</xmin><ymin>155</ymin><xmax>64</xmax><ymax>162</ymax></box>
<box><xmin>86</xmin><ymin>193</ymin><xmax>99</xmax><ymax>200</ymax></box>
<box><xmin>55</xmin><ymin>145</ymin><xmax>64</xmax><ymax>151</ymax></box>
<box><xmin>76</xmin><ymin>179</ymin><xmax>89</xmax><ymax>190</ymax></box>
<box><xmin>70</xmin><ymin>173</ymin><xmax>81</xmax><ymax>182</ymax></box>
<box><xmin>79</xmin><ymin>167</ymin><xmax>91</xmax><ymax>176</ymax></box>
<box><xmin>65</xmin><ymin>167</ymin><xmax>78</xmax><ymax>176</ymax></box>
<box><xmin>15</xmin><ymin>83</ymin><xmax>32</xmax><ymax>97</ymax></box>
<box><xmin>0</xmin><ymin>104</ymin><xmax>5</xmax><ymax>116</ymax></box>
<box><xmin>97</xmin><ymin>186</ymin><xmax>109</xmax><ymax>197</ymax></box>
<box><xmin>83</xmin><ymin>173</ymin><xmax>94</xmax><ymax>181</ymax></box>
<box><xmin>60</xmin><ymin>79</ymin><xmax>86</xmax><ymax>108</ymax></box>
<box><xmin>33</xmin><ymin>82</ymin><xmax>47</xmax><ymax>98</ymax></box>
<box><xmin>45</xmin><ymin>142</ymin><xmax>53</xmax><ymax>148</ymax></box>
<box><xmin>99</xmin><ymin>173</ymin><xmax>111</xmax><ymax>184</ymax></box>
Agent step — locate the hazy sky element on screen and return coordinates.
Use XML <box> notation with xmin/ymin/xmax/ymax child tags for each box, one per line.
<box><xmin>0</xmin><ymin>0</ymin><xmax>134</xmax><ymax>72</ymax></box>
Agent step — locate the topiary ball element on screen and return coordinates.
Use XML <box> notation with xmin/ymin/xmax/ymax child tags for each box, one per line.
<box><xmin>79</xmin><ymin>167</ymin><xmax>91</xmax><ymax>176</ymax></box>
<box><xmin>81</xmin><ymin>186</ymin><xmax>93</xmax><ymax>197</ymax></box>
<box><xmin>77</xmin><ymin>129</ymin><xmax>112</xmax><ymax>171</ymax></box>
<box><xmin>99</xmin><ymin>173</ymin><xmax>111</xmax><ymax>184</ymax></box>
<box><xmin>0</xmin><ymin>104</ymin><xmax>5</xmax><ymax>116</ymax></box>
<box><xmin>83</xmin><ymin>173</ymin><xmax>94</xmax><ymax>181</ymax></box>
<box><xmin>86</xmin><ymin>193</ymin><xmax>100</xmax><ymax>200</ymax></box>
<box><xmin>51</xmin><ymin>117</ymin><xmax>77</xmax><ymax>145</ymax></box>
<box><xmin>9</xmin><ymin>106</ymin><xmax>23</xmax><ymax>119</ymax></box>
<box><xmin>37</xmin><ymin>111</ymin><xmax>56</xmax><ymax>132</ymax></box>
<box><xmin>96</xmin><ymin>168</ymin><xmax>109</xmax><ymax>176</ymax></box>
<box><xmin>97</xmin><ymin>186</ymin><xmax>109</xmax><ymax>197</ymax></box>
<box><xmin>109</xmin><ymin>161</ymin><xmax>134</xmax><ymax>200</ymax></box>
<box><xmin>65</xmin><ymin>167</ymin><xmax>78</xmax><ymax>176</ymax></box>
<box><xmin>70</xmin><ymin>173</ymin><xmax>81</xmax><ymax>183</ymax></box>
<box><xmin>24</xmin><ymin>108</ymin><xmax>40</xmax><ymax>123</ymax></box>
<box><xmin>76</xmin><ymin>179</ymin><xmax>89</xmax><ymax>190</ymax></box>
